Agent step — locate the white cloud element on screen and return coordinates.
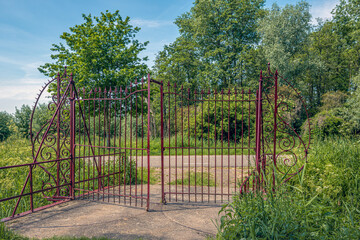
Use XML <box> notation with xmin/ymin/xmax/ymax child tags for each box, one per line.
<box><xmin>19</xmin><ymin>61</ymin><xmax>47</xmax><ymax>85</ymax></box>
<box><xmin>310</xmin><ymin>0</ymin><xmax>339</xmax><ymax>23</ymax></box>
<box><xmin>131</xmin><ymin>19</ymin><xmax>173</xmax><ymax>28</ymax></box>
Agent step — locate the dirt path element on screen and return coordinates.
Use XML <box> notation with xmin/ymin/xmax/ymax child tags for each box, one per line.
<box><xmin>6</xmin><ymin>185</ymin><xmax>226</xmax><ymax>240</ymax></box>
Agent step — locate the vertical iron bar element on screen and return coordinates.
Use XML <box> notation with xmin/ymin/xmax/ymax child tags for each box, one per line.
<box><xmin>255</xmin><ymin>89</ymin><xmax>260</xmax><ymax>190</ymax></box>
<box><xmin>107</xmin><ymin>89</ymin><xmax>111</xmax><ymax>202</ymax></box>
<box><xmin>141</xmin><ymin>79</ymin><xmax>144</xmax><ymax>207</ymax></box>
<box><xmin>98</xmin><ymin>88</ymin><xmax>101</xmax><ymax>200</ymax></box>
<box><xmin>87</xmin><ymin>91</ymin><xmax>91</xmax><ymax>198</ymax></box>
<box><xmin>214</xmin><ymin>90</ymin><xmax>217</xmax><ymax>203</ymax></box>
<box><xmin>227</xmin><ymin>90</ymin><xmax>230</xmax><ymax>201</ymax></box>
<box><xmin>201</xmin><ymin>90</ymin><xmax>204</xmax><ymax>202</ymax></box>
<box><xmin>29</xmin><ymin>164</ymin><xmax>33</xmax><ymax>212</ymax></box>
<box><xmin>70</xmin><ymin>74</ymin><xmax>75</xmax><ymax>200</ymax></box>
<box><xmin>146</xmin><ymin>74</ymin><xmax>151</xmax><ymax>210</ymax></box>
<box><xmin>56</xmin><ymin>73</ymin><xmax>61</xmax><ymax>197</ymax></box>
<box><xmin>78</xmin><ymin>93</ymin><xmax>82</xmax><ymax>199</ymax></box>
<box><xmin>247</xmin><ymin>90</ymin><xmax>251</xmax><ymax>192</ymax></box>
<box><xmin>194</xmin><ymin>90</ymin><xmax>197</xmax><ymax>202</ymax></box>
<box><xmin>119</xmin><ymin>87</ymin><xmax>123</xmax><ymax>204</ymax></box>
<box><xmin>93</xmin><ymin>89</ymin><xmax>96</xmax><ymax>200</ymax></box>
<box><xmin>207</xmin><ymin>90</ymin><xmax>210</xmax><ymax>202</ymax></box>
<box><xmin>174</xmin><ymin>83</ymin><xmax>178</xmax><ymax>202</ymax></box>
<box><xmin>160</xmin><ymin>81</ymin><xmax>165</xmax><ymax>204</ymax></box>
<box><xmin>221</xmin><ymin>90</ymin><xmax>224</xmax><ymax>202</ymax></box>
<box><xmin>113</xmin><ymin>88</ymin><xmax>117</xmax><ymax>203</ymax></box>
<box><xmin>241</xmin><ymin>90</ymin><xmax>244</xmax><ymax>193</ymax></box>
<box><xmin>103</xmin><ymin>89</ymin><xmax>106</xmax><ymax>201</ymax></box>
<box><xmin>273</xmin><ymin>70</ymin><xmax>278</xmax><ymax>191</ymax></box>
<box><xmin>168</xmin><ymin>82</ymin><xmax>171</xmax><ymax>202</ymax></box>
<box><xmin>234</xmin><ymin>89</ymin><xmax>238</xmax><ymax>194</ymax></box>
<box><xmin>181</xmin><ymin>86</ymin><xmax>184</xmax><ymax>202</ymax></box>
<box><xmin>187</xmin><ymin>88</ymin><xmax>190</xmax><ymax>202</ymax></box>
<box><xmin>135</xmin><ymin>81</ymin><xmax>138</xmax><ymax>206</ymax></box>
<box><xmin>129</xmin><ymin>84</ymin><xmax>133</xmax><ymax>205</ymax></box>
<box><xmin>124</xmin><ymin>87</ymin><xmax>127</xmax><ymax>204</ymax></box>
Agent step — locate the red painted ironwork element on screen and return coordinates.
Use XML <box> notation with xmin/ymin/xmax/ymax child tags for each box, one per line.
<box><xmin>0</xmin><ymin>64</ymin><xmax>311</xmax><ymax>221</ymax></box>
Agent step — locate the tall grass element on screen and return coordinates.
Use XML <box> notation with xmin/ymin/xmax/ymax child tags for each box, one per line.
<box><xmin>216</xmin><ymin>137</ymin><xmax>360</xmax><ymax>239</ymax></box>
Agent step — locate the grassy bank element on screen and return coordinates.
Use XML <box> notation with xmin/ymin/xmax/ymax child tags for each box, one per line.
<box><xmin>216</xmin><ymin>137</ymin><xmax>360</xmax><ymax>239</ymax></box>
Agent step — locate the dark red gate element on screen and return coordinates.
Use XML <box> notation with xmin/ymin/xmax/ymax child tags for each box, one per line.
<box><xmin>72</xmin><ymin>75</ymin><xmax>152</xmax><ymax>209</ymax></box>
<box><xmin>0</xmin><ymin>65</ymin><xmax>311</xmax><ymax>221</ymax></box>
<box><xmin>157</xmin><ymin>65</ymin><xmax>311</xmax><ymax>204</ymax></box>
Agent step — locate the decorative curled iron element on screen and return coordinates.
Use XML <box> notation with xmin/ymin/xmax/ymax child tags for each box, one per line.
<box><xmin>261</xmin><ymin>64</ymin><xmax>311</xmax><ymax>184</ymax></box>
<box><xmin>30</xmin><ymin>68</ymin><xmax>72</xmax><ymax>199</ymax></box>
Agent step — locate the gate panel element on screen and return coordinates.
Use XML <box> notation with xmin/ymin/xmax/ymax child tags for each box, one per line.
<box><xmin>161</xmin><ymin>83</ymin><xmax>258</xmax><ymax>203</ymax></box>
<box><xmin>72</xmin><ymin>76</ymin><xmax>151</xmax><ymax>209</ymax></box>
<box><xmin>261</xmin><ymin>66</ymin><xmax>311</xmax><ymax>188</ymax></box>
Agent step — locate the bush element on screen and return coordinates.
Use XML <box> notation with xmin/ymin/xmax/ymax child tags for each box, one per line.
<box><xmin>14</xmin><ymin>105</ymin><xmax>32</xmax><ymax>138</ymax></box>
<box><xmin>306</xmin><ymin>110</ymin><xmax>344</xmax><ymax>137</ymax></box>
<box><xmin>0</xmin><ymin>111</ymin><xmax>13</xmax><ymax>142</ymax></box>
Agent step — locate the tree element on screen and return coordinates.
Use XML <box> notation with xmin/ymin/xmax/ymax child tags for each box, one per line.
<box><xmin>332</xmin><ymin>0</ymin><xmax>360</xmax><ymax>87</ymax></box>
<box><xmin>38</xmin><ymin>10</ymin><xmax>149</xmax><ymax>90</ymax></box>
<box><xmin>258</xmin><ymin>1</ymin><xmax>311</xmax><ymax>82</ymax></box>
<box><xmin>14</xmin><ymin>104</ymin><xmax>32</xmax><ymax>138</ymax></box>
<box><xmin>0</xmin><ymin>111</ymin><xmax>13</xmax><ymax>142</ymax></box>
<box><xmin>154</xmin><ymin>0</ymin><xmax>265</xmax><ymax>90</ymax></box>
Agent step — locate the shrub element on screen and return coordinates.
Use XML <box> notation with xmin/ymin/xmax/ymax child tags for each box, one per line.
<box><xmin>0</xmin><ymin>111</ymin><xmax>13</xmax><ymax>142</ymax></box>
<box><xmin>14</xmin><ymin>104</ymin><xmax>32</xmax><ymax>138</ymax></box>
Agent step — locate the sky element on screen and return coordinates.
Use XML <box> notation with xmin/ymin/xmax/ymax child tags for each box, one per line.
<box><xmin>0</xmin><ymin>0</ymin><xmax>339</xmax><ymax>114</ymax></box>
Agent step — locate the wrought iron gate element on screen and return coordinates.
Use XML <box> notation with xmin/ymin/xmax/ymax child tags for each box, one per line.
<box><xmin>72</xmin><ymin>75</ymin><xmax>151</xmax><ymax>209</ymax></box>
<box><xmin>157</xmin><ymin>66</ymin><xmax>311</xmax><ymax>204</ymax></box>
<box><xmin>0</xmin><ymin>65</ymin><xmax>311</xmax><ymax>221</ymax></box>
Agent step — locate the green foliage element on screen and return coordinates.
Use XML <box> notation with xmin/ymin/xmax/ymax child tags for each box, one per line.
<box><xmin>308</xmin><ymin>110</ymin><xmax>344</xmax><ymax>137</ymax></box>
<box><xmin>217</xmin><ymin>137</ymin><xmax>360</xmax><ymax>239</ymax></box>
<box><xmin>297</xmin><ymin>137</ymin><xmax>360</xmax><ymax>203</ymax></box>
<box><xmin>153</xmin><ymin>0</ymin><xmax>266</xmax><ymax>90</ymax></box>
<box><xmin>14</xmin><ymin>104</ymin><xmax>32</xmax><ymax>138</ymax></box>
<box><xmin>340</xmin><ymin>71</ymin><xmax>360</xmax><ymax>135</ymax></box>
<box><xmin>216</xmin><ymin>186</ymin><xmax>360</xmax><ymax>239</ymax></box>
<box><xmin>258</xmin><ymin>1</ymin><xmax>311</xmax><ymax>81</ymax></box>
<box><xmin>39</xmin><ymin>10</ymin><xmax>148</xmax><ymax>90</ymax></box>
<box><xmin>0</xmin><ymin>111</ymin><xmax>13</xmax><ymax>142</ymax></box>
<box><xmin>319</xmin><ymin>91</ymin><xmax>348</xmax><ymax>111</ymax></box>
<box><xmin>183</xmin><ymin>90</ymin><xmax>256</xmax><ymax>141</ymax></box>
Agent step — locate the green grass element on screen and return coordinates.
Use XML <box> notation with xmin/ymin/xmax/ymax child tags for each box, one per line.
<box><xmin>170</xmin><ymin>171</ymin><xmax>216</xmax><ymax>186</ymax></box>
<box><xmin>216</xmin><ymin>136</ymin><xmax>360</xmax><ymax>239</ymax></box>
<box><xmin>137</xmin><ymin>167</ymin><xmax>160</xmax><ymax>184</ymax></box>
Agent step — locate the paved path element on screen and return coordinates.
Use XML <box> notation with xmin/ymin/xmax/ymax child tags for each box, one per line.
<box><xmin>7</xmin><ymin>185</ymin><xmax>226</xmax><ymax>240</ymax></box>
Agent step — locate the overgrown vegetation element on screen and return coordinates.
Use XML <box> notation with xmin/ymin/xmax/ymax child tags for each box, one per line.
<box><xmin>216</xmin><ymin>137</ymin><xmax>360</xmax><ymax>239</ymax></box>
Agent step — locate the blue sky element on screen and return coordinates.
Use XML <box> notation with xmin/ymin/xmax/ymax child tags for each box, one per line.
<box><xmin>0</xmin><ymin>0</ymin><xmax>339</xmax><ymax>113</ymax></box>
